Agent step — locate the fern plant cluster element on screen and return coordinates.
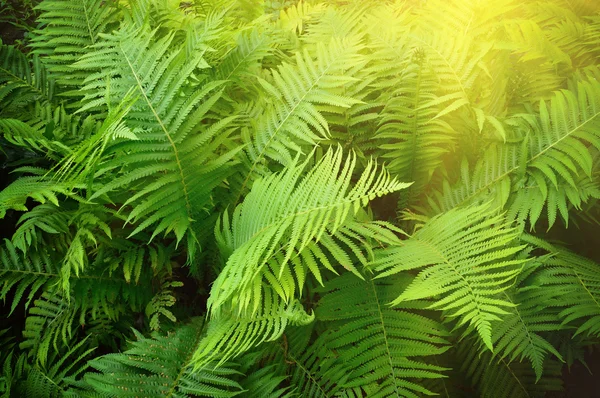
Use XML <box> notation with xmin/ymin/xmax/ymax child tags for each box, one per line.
<box><xmin>1</xmin><ymin>0</ymin><xmax>600</xmax><ymax>396</ymax></box>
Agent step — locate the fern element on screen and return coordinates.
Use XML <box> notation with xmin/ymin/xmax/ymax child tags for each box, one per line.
<box><xmin>209</xmin><ymin>147</ymin><xmax>408</xmax><ymax>315</ymax></box>
<box><xmin>192</xmin><ymin>289</ymin><xmax>313</xmax><ymax>369</ymax></box>
<box><xmin>29</xmin><ymin>0</ymin><xmax>119</xmax><ymax>86</ymax></box>
<box><xmin>2</xmin><ymin>1</ymin><xmax>600</xmax><ymax>396</ymax></box>
<box><xmin>426</xmin><ymin>73</ymin><xmax>600</xmax><ymax>229</ymax></box>
<box><xmin>0</xmin><ymin>240</ymin><xmax>60</xmax><ymax>315</ymax></box>
<box><xmin>235</xmin><ymin>36</ymin><xmax>365</xmax><ymax>196</ymax></box>
<box><xmin>74</xmin><ymin>25</ymin><xmax>240</xmax><ymax>248</ymax></box>
<box><xmin>522</xmin><ymin>236</ymin><xmax>600</xmax><ymax>338</ymax></box>
<box><xmin>372</xmin><ymin>204</ymin><xmax>526</xmax><ymax>350</ymax></box>
<box><xmin>3</xmin><ymin>338</ymin><xmax>94</xmax><ymax>398</ymax></box>
<box><xmin>0</xmin><ymin>44</ymin><xmax>55</xmax><ymax>114</ymax></box>
<box><xmin>457</xmin><ymin>336</ymin><xmax>563</xmax><ymax>398</ymax></box>
<box><xmin>80</xmin><ymin>321</ymin><xmax>244</xmax><ymax>397</ymax></box>
<box><xmin>313</xmin><ymin>273</ymin><xmax>450</xmax><ymax>397</ymax></box>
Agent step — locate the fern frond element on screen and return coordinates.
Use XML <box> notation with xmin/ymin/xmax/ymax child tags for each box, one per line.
<box><xmin>82</xmin><ymin>321</ymin><xmax>244</xmax><ymax>397</ymax></box>
<box><xmin>278</xmin><ymin>1</ymin><xmax>327</xmax><ymax>35</ymax></box>
<box><xmin>209</xmin><ymin>147</ymin><xmax>408</xmax><ymax>315</ymax></box>
<box><xmin>458</xmin><ymin>337</ymin><xmax>563</xmax><ymax>398</ymax></box>
<box><xmin>313</xmin><ymin>272</ymin><xmax>450</xmax><ymax>397</ymax></box>
<box><xmin>281</xmin><ymin>324</ymin><xmax>351</xmax><ymax>397</ymax></box>
<box><xmin>75</xmin><ymin>26</ymin><xmax>240</xmax><ymax>246</ymax></box>
<box><xmin>9</xmin><ymin>338</ymin><xmax>94</xmax><ymax>398</ymax></box>
<box><xmin>502</xmin><ymin>19</ymin><xmax>572</xmax><ymax>68</ymax></box>
<box><xmin>0</xmin><ymin>44</ymin><xmax>55</xmax><ymax>114</ymax></box>
<box><xmin>425</xmin><ymin>74</ymin><xmax>600</xmax><ymax>228</ymax></box>
<box><xmin>236</xmin><ymin>36</ymin><xmax>365</xmax><ymax>194</ymax></box>
<box><xmin>375</xmin><ymin>52</ymin><xmax>457</xmax><ymax>209</ymax></box>
<box><xmin>372</xmin><ymin>204</ymin><xmax>525</xmax><ymax>350</ymax></box>
<box><xmin>20</xmin><ymin>290</ymin><xmax>79</xmax><ymax>366</ymax></box>
<box><xmin>239</xmin><ymin>363</ymin><xmax>295</xmax><ymax>398</ymax></box>
<box><xmin>191</xmin><ymin>289</ymin><xmax>313</xmax><ymax>369</ymax></box>
<box><xmin>216</xmin><ymin>27</ymin><xmax>280</xmax><ymax>88</ymax></box>
<box><xmin>523</xmin><ymin>238</ymin><xmax>600</xmax><ymax>338</ymax></box>
<box><xmin>145</xmin><ymin>278</ymin><xmax>183</xmax><ymax>332</ymax></box>
<box><xmin>0</xmin><ymin>173</ymin><xmax>79</xmax><ymax>218</ymax></box>
<box><xmin>0</xmin><ymin>240</ymin><xmax>60</xmax><ymax>316</ymax></box>
<box><xmin>29</xmin><ymin>0</ymin><xmax>119</xmax><ymax>86</ymax></box>
<box><xmin>487</xmin><ymin>289</ymin><xmax>563</xmax><ymax>380</ymax></box>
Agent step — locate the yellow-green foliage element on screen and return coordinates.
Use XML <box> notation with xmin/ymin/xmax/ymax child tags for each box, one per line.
<box><xmin>1</xmin><ymin>0</ymin><xmax>600</xmax><ymax>396</ymax></box>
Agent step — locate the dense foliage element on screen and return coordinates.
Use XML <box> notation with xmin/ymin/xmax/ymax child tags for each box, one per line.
<box><xmin>1</xmin><ymin>0</ymin><xmax>600</xmax><ymax>396</ymax></box>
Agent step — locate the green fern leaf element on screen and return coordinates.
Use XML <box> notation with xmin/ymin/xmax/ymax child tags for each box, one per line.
<box><xmin>29</xmin><ymin>0</ymin><xmax>119</xmax><ymax>86</ymax></box>
<box><xmin>191</xmin><ymin>289</ymin><xmax>313</xmax><ymax>369</ymax></box>
<box><xmin>209</xmin><ymin>147</ymin><xmax>409</xmax><ymax>315</ymax></box>
<box><xmin>235</xmin><ymin>36</ymin><xmax>365</xmax><ymax>196</ymax></box>
<box><xmin>74</xmin><ymin>26</ymin><xmax>240</xmax><ymax>246</ymax></box>
<box><xmin>372</xmin><ymin>204</ymin><xmax>526</xmax><ymax>350</ymax></box>
<box><xmin>82</xmin><ymin>321</ymin><xmax>244</xmax><ymax>397</ymax></box>
<box><xmin>314</xmin><ymin>272</ymin><xmax>450</xmax><ymax>397</ymax></box>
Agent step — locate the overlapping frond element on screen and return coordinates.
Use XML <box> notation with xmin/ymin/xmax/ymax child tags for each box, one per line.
<box><xmin>372</xmin><ymin>204</ymin><xmax>525</xmax><ymax>350</ymax></box>
<box><xmin>81</xmin><ymin>321</ymin><xmax>244</xmax><ymax>397</ymax></box>
<box><xmin>29</xmin><ymin>0</ymin><xmax>119</xmax><ymax>86</ymax></box>
<box><xmin>313</xmin><ymin>273</ymin><xmax>450</xmax><ymax>397</ymax></box>
<box><xmin>209</xmin><ymin>148</ymin><xmax>408</xmax><ymax>315</ymax></box>
<box><xmin>0</xmin><ymin>44</ymin><xmax>54</xmax><ymax>114</ymax></box>
<box><xmin>280</xmin><ymin>325</ymin><xmax>351</xmax><ymax>397</ymax></box>
<box><xmin>375</xmin><ymin>51</ymin><xmax>457</xmax><ymax>209</ymax></box>
<box><xmin>1</xmin><ymin>0</ymin><xmax>600</xmax><ymax>396</ymax></box>
<box><xmin>236</xmin><ymin>36</ymin><xmax>365</xmax><ymax>194</ymax></box>
<box><xmin>458</xmin><ymin>338</ymin><xmax>563</xmax><ymax>398</ymax></box>
<box><xmin>522</xmin><ymin>237</ymin><xmax>600</xmax><ymax>338</ymax></box>
<box><xmin>487</xmin><ymin>288</ymin><xmax>563</xmax><ymax>380</ymax></box>
<box><xmin>191</xmin><ymin>289</ymin><xmax>313</xmax><ymax>369</ymax></box>
<box><xmin>74</xmin><ymin>26</ymin><xmax>239</xmax><ymax>246</ymax></box>
<box><xmin>4</xmin><ymin>338</ymin><xmax>94</xmax><ymax>398</ymax></box>
<box><xmin>425</xmin><ymin>73</ymin><xmax>600</xmax><ymax>229</ymax></box>
<box><xmin>0</xmin><ymin>240</ymin><xmax>60</xmax><ymax>315</ymax></box>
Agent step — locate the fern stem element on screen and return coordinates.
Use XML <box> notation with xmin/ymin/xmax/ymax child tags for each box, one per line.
<box><xmin>499</xmin><ymin>357</ymin><xmax>530</xmax><ymax>397</ymax></box>
<box><xmin>81</xmin><ymin>1</ymin><xmax>96</xmax><ymax>45</ymax></box>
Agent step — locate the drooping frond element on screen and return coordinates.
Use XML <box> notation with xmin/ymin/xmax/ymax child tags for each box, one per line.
<box><xmin>1</xmin><ymin>103</ymin><xmax>99</xmax><ymax>162</ymax></box>
<box><xmin>0</xmin><ymin>240</ymin><xmax>60</xmax><ymax>315</ymax></box>
<box><xmin>0</xmin><ymin>172</ymin><xmax>79</xmax><ymax>218</ymax></box>
<box><xmin>6</xmin><ymin>338</ymin><xmax>95</xmax><ymax>398</ymax></box>
<box><xmin>372</xmin><ymin>204</ymin><xmax>526</xmax><ymax>350</ymax></box>
<box><xmin>487</xmin><ymin>288</ymin><xmax>563</xmax><ymax>381</ymax></box>
<box><xmin>209</xmin><ymin>147</ymin><xmax>409</xmax><ymax>315</ymax></box>
<box><xmin>80</xmin><ymin>321</ymin><xmax>244</xmax><ymax>397</ymax></box>
<box><xmin>313</xmin><ymin>272</ymin><xmax>450</xmax><ymax>397</ymax></box>
<box><xmin>522</xmin><ymin>236</ymin><xmax>600</xmax><ymax>338</ymax></box>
